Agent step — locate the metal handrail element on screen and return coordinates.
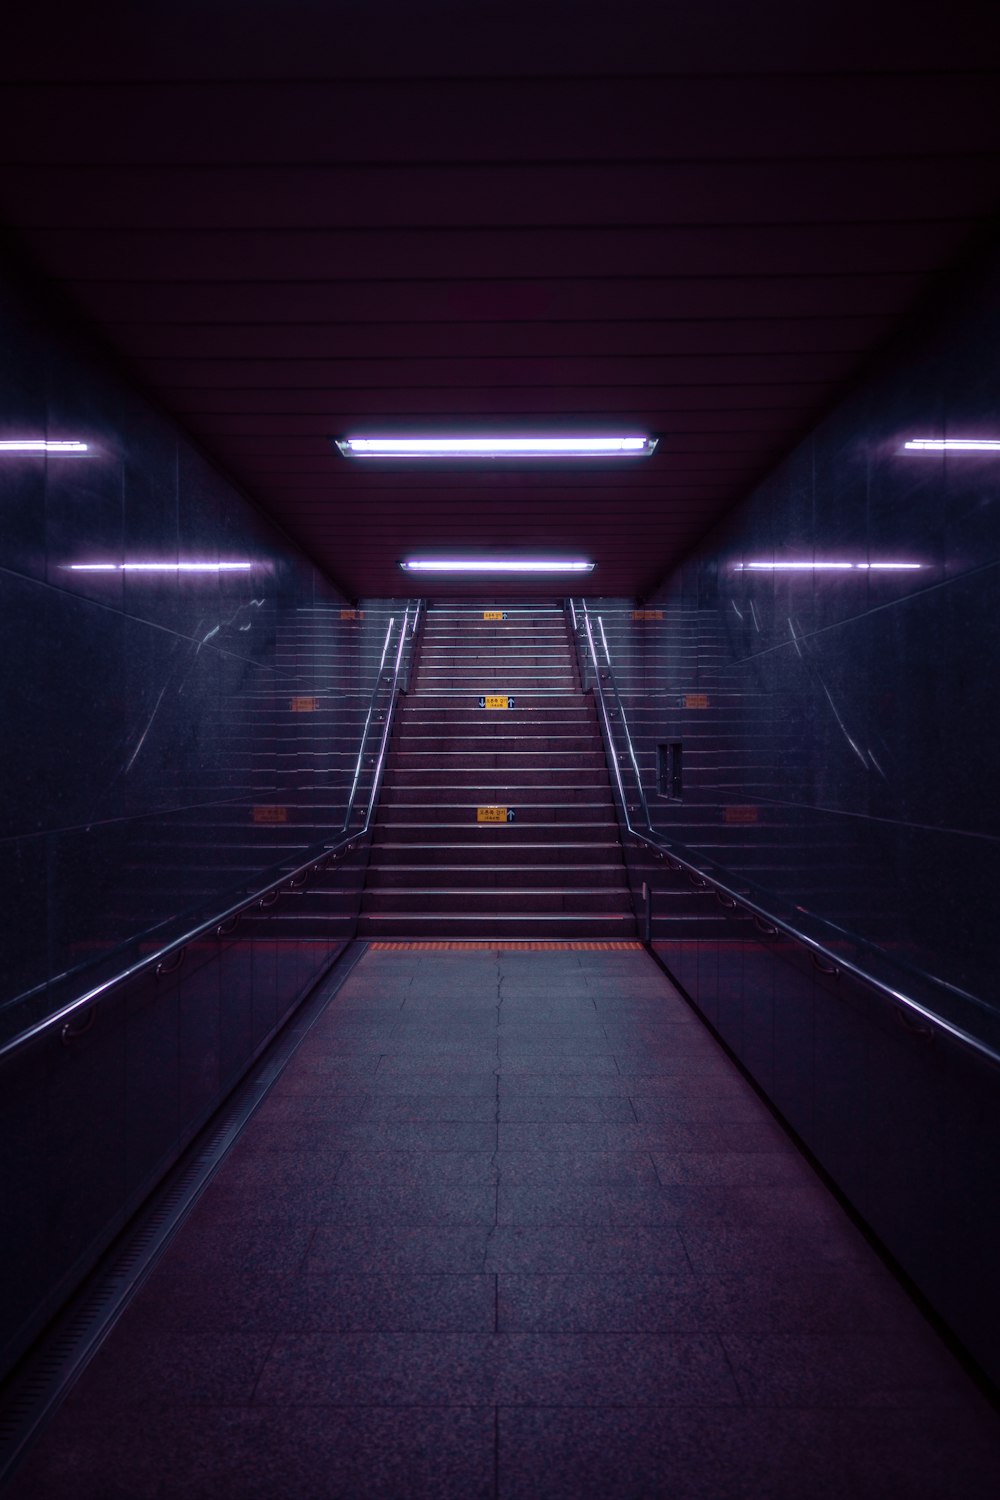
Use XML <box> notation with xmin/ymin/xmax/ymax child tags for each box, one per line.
<box><xmin>342</xmin><ymin>602</ymin><xmax>415</xmax><ymax>840</ymax></box>
<box><xmin>568</xmin><ymin>598</ymin><xmax>1000</xmax><ymax>1072</ymax></box>
<box><xmin>0</xmin><ymin>601</ymin><xmax>422</xmax><ymax>1067</ymax></box>
<box><xmin>341</xmin><ymin>612</ymin><xmax>401</xmax><ymax>831</ymax></box>
<box><xmin>585</xmin><ymin>604</ymin><xmax>651</xmax><ymax>828</ymax></box>
<box><xmin>580</xmin><ymin>610</ymin><xmax>634</xmax><ymax>823</ymax></box>
<box><xmin>400</xmin><ymin>598</ymin><xmax>423</xmax><ymax>695</ymax></box>
<box><xmin>0</xmin><ymin>835</ymin><xmax>350</xmax><ymax>1065</ymax></box>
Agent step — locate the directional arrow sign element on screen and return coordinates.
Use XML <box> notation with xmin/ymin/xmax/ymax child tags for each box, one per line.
<box><xmin>478</xmin><ymin>694</ymin><xmax>515</xmax><ymax>709</ymax></box>
<box><xmin>477</xmin><ymin>805</ymin><xmax>515</xmax><ymax>823</ymax></box>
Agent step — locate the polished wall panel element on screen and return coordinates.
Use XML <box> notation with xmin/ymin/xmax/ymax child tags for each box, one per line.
<box><xmin>0</xmin><ymin>912</ymin><xmax>347</xmax><ymax>1381</ymax></box>
<box><xmin>594</xmin><ymin>240</ymin><xmax>1000</xmax><ymax>1045</ymax></box>
<box><xmin>0</xmin><ymin>250</ymin><xmax>402</xmax><ymax>1045</ymax></box>
<box><xmin>0</xmin><ymin>251</ymin><xmax>406</xmax><ymax>1388</ymax></box>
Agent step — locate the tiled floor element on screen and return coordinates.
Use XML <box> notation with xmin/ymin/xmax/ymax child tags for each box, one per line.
<box><xmin>9</xmin><ymin>946</ymin><xmax>1000</xmax><ymax>1498</ymax></box>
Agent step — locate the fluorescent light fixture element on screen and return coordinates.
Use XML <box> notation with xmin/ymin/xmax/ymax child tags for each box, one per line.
<box><xmin>735</xmin><ymin>561</ymin><xmax>921</xmax><ymax>571</ymax></box>
<box><xmin>0</xmin><ymin>439</ymin><xmax>88</xmax><ymax>452</ymax></box>
<box><xmin>400</xmin><ymin>558</ymin><xmax>596</xmax><ymax>574</ymax></box>
<box><xmin>904</xmin><ymin>438</ymin><xmax>1000</xmax><ymax>451</ymax></box>
<box><xmin>337</xmin><ymin>435</ymin><xmax>657</xmax><ymax>459</ymax></box>
<box><xmin>69</xmin><ymin>561</ymin><xmax>253</xmax><ymax>573</ymax></box>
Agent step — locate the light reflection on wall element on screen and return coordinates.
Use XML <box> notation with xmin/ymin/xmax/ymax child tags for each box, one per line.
<box><xmin>67</xmin><ymin>562</ymin><xmax>255</xmax><ymax>573</ymax></box>
<box><xmin>733</xmin><ymin>562</ymin><xmax>922</xmax><ymax>571</ymax></box>
<box><xmin>0</xmin><ymin>439</ymin><xmax>88</xmax><ymax>452</ymax></box>
<box><xmin>904</xmin><ymin>437</ymin><xmax>1000</xmax><ymax>451</ymax></box>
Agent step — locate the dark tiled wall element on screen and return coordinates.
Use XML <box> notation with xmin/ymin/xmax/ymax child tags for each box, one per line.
<box><xmin>581</xmin><ymin>247</ymin><xmax>1000</xmax><ymax>1388</ymax></box>
<box><xmin>0</xmin><ymin>256</ymin><xmax>390</xmax><ymax>1041</ymax></box>
<box><xmin>0</xmin><ymin>258</ymin><xmax>412</xmax><ymax>1380</ymax></box>
<box><xmin>604</xmin><ymin>245</ymin><xmax>1000</xmax><ymax>1033</ymax></box>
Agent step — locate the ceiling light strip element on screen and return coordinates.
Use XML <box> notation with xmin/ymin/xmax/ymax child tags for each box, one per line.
<box><xmin>337</xmin><ymin>435</ymin><xmax>656</xmax><ymax>459</ymax></box>
<box><xmin>400</xmin><ymin>559</ymin><xmax>595</xmax><ymax>574</ymax></box>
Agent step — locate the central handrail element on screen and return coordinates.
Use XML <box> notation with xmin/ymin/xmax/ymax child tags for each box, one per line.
<box><xmin>0</xmin><ymin>601</ymin><xmax>422</xmax><ymax>1067</ymax></box>
<box><xmin>581</xmin><ymin>604</ymin><xmax>651</xmax><ymax>829</ymax></box>
<box><xmin>568</xmin><ymin>597</ymin><xmax>1000</xmax><ymax>1072</ymax></box>
<box><xmin>346</xmin><ymin>600</ymin><xmax>420</xmax><ymax>840</ymax></box>
<box><xmin>341</xmin><ymin>611</ymin><xmax>401</xmax><ymax>832</ymax></box>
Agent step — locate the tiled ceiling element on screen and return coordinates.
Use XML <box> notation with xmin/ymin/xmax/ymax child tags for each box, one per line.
<box><xmin>2</xmin><ymin>1</ymin><xmax>1000</xmax><ymax>599</ymax></box>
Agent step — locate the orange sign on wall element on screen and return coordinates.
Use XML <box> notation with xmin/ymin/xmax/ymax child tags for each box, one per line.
<box><xmin>631</xmin><ymin>609</ymin><xmax>664</xmax><ymax>621</ymax></box>
<box><xmin>724</xmin><ymin>805</ymin><xmax>759</xmax><ymax>824</ymax></box>
<box><xmin>253</xmin><ymin>806</ymin><xmax>288</xmax><ymax>824</ymax></box>
<box><xmin>684</xmin><ymin>693</ymin><xmax>710</xmax><ymax>709</ymax></box>
<box><xmin>290</xmin><ymin>696</ymin><xmax>319</xmax><ymax>712</ymax></box>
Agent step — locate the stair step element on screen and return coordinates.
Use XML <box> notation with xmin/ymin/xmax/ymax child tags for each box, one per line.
<box><xmin>356</xmin><ymin>913</ymin><xmax>638</xmax><ymax>939</ymax></box>
<box><xmin>368</xmin><ymin>841</ymin><xmax>624</xmax><ymax>865</ymax></box>
<box><xmin>362</xmin><ymin>889</ymin><xmax>634</xmax><ymax>915</ymax></box>
<box><xmin>380</xmin><ymin>783</ymin><xmax>613</xmax><ymax>804</ymax></box>
<box><xmin>364</xmin><ymin>863</ymin><xmax>627</xmax><ymax>888</ymax></box>
<box><xmin>413</xmin><ymin>675</ymin><xmax>578</xmax><ymax>689</ymax></box>
<box><xmin>397</xmin><ymin>712</ymin><xmax>596</xmax><ymax>727</ymax></box>
<box><xmin>375</xmin><ymin>805</ymin><xmax>616</xmax><ymax>825</ymax></box>
<box><xmin>387</xmin><ymin>754</ymin><xmax>607</xmax><ymax>771</ymax></box>
<box><xmin>383</xmin><ymin>772</ymin><xmax>608</xmax><ymax>789</ymax></box>
<box><xmin>392</xmin><ymin>736</ymin><xmax>603</xmax><ymax>753</ymax></box>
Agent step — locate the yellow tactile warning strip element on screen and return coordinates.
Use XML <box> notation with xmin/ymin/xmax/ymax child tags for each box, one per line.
<box><xmin>368</xmin><ymin>940</ymin><xmax>644</xmax><ymax>951</ymax></box>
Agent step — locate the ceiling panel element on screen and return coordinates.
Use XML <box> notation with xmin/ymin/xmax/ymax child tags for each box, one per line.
<box><xmin>1</xmin><ymin>0</ymin><xmax>1000</xmax><ymax>599</ymax></box>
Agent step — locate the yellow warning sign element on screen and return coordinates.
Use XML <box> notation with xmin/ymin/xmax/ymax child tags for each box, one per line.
<box><xmin>684</xmin><ymin>693</ymin><xmax>710</xmax><ymax>709</ymax></box>
<box><xmin>483</xmin><ymin>610</ymin><xmax>507</xmax><ymax>621</ymax></box>
<box><xmin>632</xmin><ymin>609</ymin><xmax>664</xmax><ymax>621</ymax></box>
<box><xmin>477</xmin><ymin>806</ymin><xmax>516</xmax><ymax>823</ymax></box>
<box><xmin>290</xmin><ymin>696</ymin><xmax>319</xmax><ymax>712</ymax></box>
<box><xmin>725</xmin><ymin>805</ymin><xmax>758</xmax><ymax>825</ymax></box>
<box><xmin>479</xmin><ymin>694</ymin><xmax>514</xmax><ymax>709</ymax></box>
<box><xmin>340</xmin><ymin>608</ymin><xmax>364</xmax><ymax>620</ymax></box>
<box><xmin>253</xmin><ymin>806</ymin><xmax>288</xmax><ymax>824</ymax></box>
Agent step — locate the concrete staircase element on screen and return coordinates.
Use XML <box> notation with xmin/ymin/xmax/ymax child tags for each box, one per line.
<box><xmin>357</xmin><ymin>603</ymin><xmax>637</xmax><ymax>939</ymax></box>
